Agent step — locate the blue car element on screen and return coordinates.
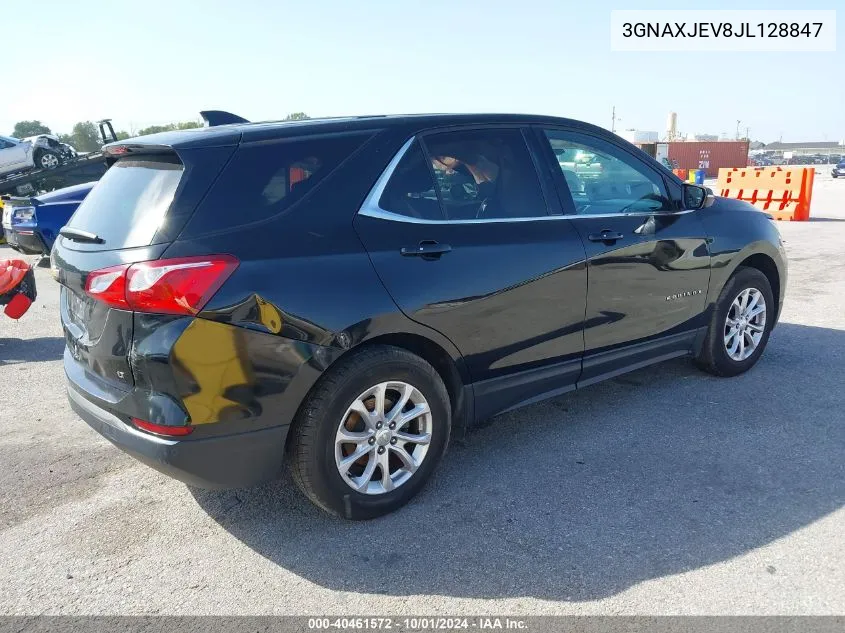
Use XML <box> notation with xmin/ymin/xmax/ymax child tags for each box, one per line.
<box><xmin>1</xmin><ymin>182</ymin><xmax>95</xmax><ymax>255</ymax></box>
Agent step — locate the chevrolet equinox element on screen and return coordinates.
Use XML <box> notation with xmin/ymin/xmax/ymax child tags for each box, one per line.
<box><xmin>53</xmin><ymin>113</ymin><xmax>787</xmax><ymax>518</ymax></box>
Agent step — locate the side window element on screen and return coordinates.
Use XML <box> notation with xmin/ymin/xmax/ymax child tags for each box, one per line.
<box><xmin>424</xmin><ymin>129</ymin><xmax>548</xmax><ymax>220</ymax></box>
<box><xmin>543</xmin><ymin>130</ymin><xmax>671</xmax><ymax>215</ymax></box>
<box><xmin>196</xmin><ymin>132</ymin><xmax>371</xmax><ymax>233</ymax></box>
<box><xmin>378</xmin><ymin>140</ymin><xmax>444</xmax><ymax>221</ymax></box>
<box><xmin>0</xmin><ymin>139</ymin><xmax>12</xmax><ymax>149</ymax></box>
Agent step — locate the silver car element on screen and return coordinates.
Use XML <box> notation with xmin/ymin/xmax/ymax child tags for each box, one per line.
<box><xmin>0</xmin><ymin>134</ymin><xmax>76</xmax><ymax>177</ymax></box>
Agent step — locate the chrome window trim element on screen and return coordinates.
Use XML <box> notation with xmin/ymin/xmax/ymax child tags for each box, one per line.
<box><xmin>356</xmin><ymin>135</ymin><xmax>693</xmax><ymax>225</ymax></box>
<box><xmin>358</xmin><ymin>135</ymin><xmax>419</xmax><ymax>217</ymax></box>
<box><xmin>360</xmin><ymin>206</ymin><xmax>576</xmax><ymax>224</ymax></box>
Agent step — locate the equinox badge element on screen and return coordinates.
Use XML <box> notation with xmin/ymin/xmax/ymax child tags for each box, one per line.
<box><xmin>666</xmin><ymin>289</ymin><xmax>703</xmax><ymax>301</ymax></box>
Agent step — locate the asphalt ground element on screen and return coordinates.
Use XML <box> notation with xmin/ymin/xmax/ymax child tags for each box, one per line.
<box><xmin>0</xmin><ymin>173</ymin><xmax>843</xmax><ymax>615</ymax></box>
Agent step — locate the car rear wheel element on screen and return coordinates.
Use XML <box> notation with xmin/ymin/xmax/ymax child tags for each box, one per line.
<box><xmin>288</xmin><ymin>345</ymin><xmax>451</xmax><ymax>519</ymax></box>
<box><xmin>695</xmin><ymin>266</ymin><xmax>775</xmax><ymax>377</ymax></box>
<box><xmin>35</xmin><ymin>149</ymin><xmax>60</xmax><ymax>170</ymax></box>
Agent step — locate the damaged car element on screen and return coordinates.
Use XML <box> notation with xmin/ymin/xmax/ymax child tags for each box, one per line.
<box><xmin>2</xmin><ymin>181</ymin><xmax>95</xmax><ymax>255</ymax></box>
<box><xmin>0</xmin><ymin>134</ymin><xmax>76</xmax><ymax>177</ymax></box>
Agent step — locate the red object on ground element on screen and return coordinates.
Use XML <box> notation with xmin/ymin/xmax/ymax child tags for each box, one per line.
<box><xmin>0</xmin><ymin>258</ymin><xmax>35</xmax><ymax>320</ymax></box>
<box><xmin>4</xmin><ymin>293</ymin><xmax>32</xmax><ymax>319</ymax></box>
<box><xmin>0</xmin><ymin>259</ymin><xmax>29</xmax><ymax>295</ymax></box>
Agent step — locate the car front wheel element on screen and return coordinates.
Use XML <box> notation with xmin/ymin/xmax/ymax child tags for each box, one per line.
<box><xmin>35</xmin><ymin>149</ymin><xmax>60</xmax><ymax>170</ymax></box>
<box><xmin>695</xmin><ymin>266</ymin><xmax>775</xmax><ymax>377</ymax></box>
<box><xmin>288</xmin><ymin>345</ymin><xmax>451</xmax><ymax>519</ymax></box>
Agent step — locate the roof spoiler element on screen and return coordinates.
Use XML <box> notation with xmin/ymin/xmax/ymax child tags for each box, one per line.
<box><xmin>200</xmin><ymin>110</ymin><xmax>249</xmax><ymax>127</ymax></box>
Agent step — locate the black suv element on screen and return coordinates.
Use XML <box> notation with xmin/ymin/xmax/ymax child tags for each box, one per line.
<box><xmin>54</xmin><ymin>113</ymin><xmax>787</xmax><ymax>518</ymax></box>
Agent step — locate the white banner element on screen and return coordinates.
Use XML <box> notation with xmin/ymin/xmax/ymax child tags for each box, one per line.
<box><xmin>611</xmin><ymin>10</ymin><xmax>836</xmax><ymax>52</ymax></box>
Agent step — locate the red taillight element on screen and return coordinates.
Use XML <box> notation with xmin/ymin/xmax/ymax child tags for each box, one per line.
<box><xmin>132</xmin><ymin>418</ymin><xmax>194</xmax><ymax>437</ymax></box>
<box><xmin>85</xmin><ymin>263</ymin><xmax>130</xmax><ymax>309</ymax></box>
<box><xmin>84</xmin><ymin>255</ymin><xmax>238</xmax><ymax>315</ymax></box>
<box><xmin>126</xmin><ymin>255</ymin><xmax>239</xmax><ymax>315</ymax></box>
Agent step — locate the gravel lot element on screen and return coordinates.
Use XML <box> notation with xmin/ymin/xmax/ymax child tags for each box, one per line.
<box><xmin>1</xmin><ymin>174</ymin><xmax>843</xmax><ymax>616</ymax></box>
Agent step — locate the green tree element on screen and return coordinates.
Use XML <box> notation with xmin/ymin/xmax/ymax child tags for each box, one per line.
<box><xmin>56</xmin><ymin>122</ymin><xmax>102</xmax><ymax>152</ymax></box>
<box><xmin>136</xmin><ymin>120</ymin><xmax>202</xmax><ymax>136</ymax></box>
<box><xmin>116</xmin><ymin>130</ymin><xmax>131</xmax><ymax>140</ymax></box>
<box><xmin>61</xmin><ymin>121</ymin><xmax>103</xmax><ymax>153</ymax></box>
<box><xmin>136</xmin><ymin>124</ymin><xmax>172</xmax><ymax>136</ymax></box>
<box><xmin>283</xmin><ymin>112</ymin><xmax>309</xmax><ymax>121</ymax></box>
<box><xmin>12</xmin><ymin>120</ymin><xmax>52</xmax><ymax>137</ymax></box>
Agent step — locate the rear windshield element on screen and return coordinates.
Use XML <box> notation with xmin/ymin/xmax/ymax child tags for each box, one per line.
<box><xmin>64</xmin><ymin>157</ymin><xmax>183</xmax><ymax>250</ymax></box>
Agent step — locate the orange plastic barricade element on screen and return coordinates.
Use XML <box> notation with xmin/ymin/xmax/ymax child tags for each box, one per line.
<box><xmin>716</xmin><ymin>167</ymin><xmax>814</xmax><ymax>221</ymax></box>
<box><xmin>672</xmin><ymin>168</ymin><xmax>687</xmax><ymax>180</ymax></box>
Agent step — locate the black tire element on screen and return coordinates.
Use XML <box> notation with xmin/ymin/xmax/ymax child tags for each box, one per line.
<box><xmin>34</xmin><ymin>149</ymin><xmax>60</xmax><ymax>170</ymax></box>
<box><xmin>695</xmin><ymin>266</ymin><xmax>775</xmax><ymax>377</ymax></box>
<box><xmin>288</xmin><ymin>345</ymin><xmax>451</xmax><ymax>519</ymax></box>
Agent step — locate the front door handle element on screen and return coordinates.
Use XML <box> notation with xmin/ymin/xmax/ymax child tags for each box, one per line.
<box><xmin>400</xmin><ymin>240</ymin><xmax>452</xmax><ymax>259</ymax></box>
<box><xmin>587</xmin><ymin>230</ymin><xmax>624</xmax><ymax>243</ymax></box>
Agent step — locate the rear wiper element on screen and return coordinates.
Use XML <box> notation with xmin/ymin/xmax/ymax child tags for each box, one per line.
<box><xmin>59</xmin><ymin>227</ymin><xmax>104</xmax><ymax>244</ymax></box>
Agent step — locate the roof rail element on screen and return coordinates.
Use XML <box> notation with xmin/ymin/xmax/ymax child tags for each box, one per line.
<box><xmin>200</xmin><ymin>110</ymin><xmax>250</xmax><ymax>127</ymax></box>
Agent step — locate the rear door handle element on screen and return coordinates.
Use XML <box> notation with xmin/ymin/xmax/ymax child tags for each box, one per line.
<box><xmin>400</xmin><ymin>241</ymin><xmax>452</xmax><ymax>259</ymax></box>
<box><xmin>587</xmin><ymin>230</ymin><xmax>625</xmax><ymax>243</ymax></box>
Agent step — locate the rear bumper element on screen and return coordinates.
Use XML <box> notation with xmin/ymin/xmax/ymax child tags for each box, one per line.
<box><xmin>3</xmin><ymin>228</ymin><xmax>46</xmax><ymax>255</ymax></box>
<box><xmin>67</xmin><ymin>381</ymin><xmax>289</xmax><ymax>490</ymax></box>
<box><xmin>61</xmin><ymin>311</ymin><xmax>337</xmax><ymax>489</ymax></box>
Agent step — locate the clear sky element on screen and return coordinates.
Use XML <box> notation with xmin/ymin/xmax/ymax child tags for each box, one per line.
<box><xmin>2</xmin><ymin>0</ymin><xmax>841</xmax><ymax>143</ymax></box>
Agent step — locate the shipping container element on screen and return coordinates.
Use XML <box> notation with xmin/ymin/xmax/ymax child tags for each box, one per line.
<box><xmin>667</xmin><ymin>141</ymin><xmax>749</xmax><ymax>178</ymax></box>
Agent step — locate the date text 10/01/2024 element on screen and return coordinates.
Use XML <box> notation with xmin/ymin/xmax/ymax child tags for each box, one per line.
<box><xmin>622</xmin><ymin>22</ymin><xmax>824</xmax><ymax>38</ymax></box>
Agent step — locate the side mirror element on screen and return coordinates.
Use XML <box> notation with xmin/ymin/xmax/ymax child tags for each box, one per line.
<box><xmin>683</xmin><ymin>184</ymin><xmax>714</xmax><ymax>209</ymax></box>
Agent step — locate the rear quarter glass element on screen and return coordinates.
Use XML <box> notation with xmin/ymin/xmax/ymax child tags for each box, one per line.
<box><xmin>63</xmin><ymin>157</ymin><xmax>183</xmax><ymax>251</ymax></box>
<box><xmin>181</xmin><ymin>132</ymin><xmax>373</xmax><ymax>237</ymax></box>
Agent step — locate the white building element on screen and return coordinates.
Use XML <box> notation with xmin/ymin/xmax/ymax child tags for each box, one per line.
<box><xmin>618</xmin><ymin>129</ymin><xmax>659</xmax><ymax>144</ymax></box>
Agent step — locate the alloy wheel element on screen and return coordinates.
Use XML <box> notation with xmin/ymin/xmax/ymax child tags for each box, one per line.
<box><xmin>724</xmin><ymin>287</ymin><xmax>767</xmax><ymax>361</ymax></box>
<box><xmin>41</xmin><ymin>153</ymin><xmax>59</xmax><ymax>169</ymax></box>
<box><xmin>334</xmin><ymin>381</ymin><xmax>432</xmax><ymax>495</ymax></box>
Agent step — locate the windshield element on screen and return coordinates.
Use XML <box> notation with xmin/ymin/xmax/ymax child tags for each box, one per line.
<box><xmin>63</xmin><ymin>157</ymin><xmax>183</xmax><ymax>250</ymax></box>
